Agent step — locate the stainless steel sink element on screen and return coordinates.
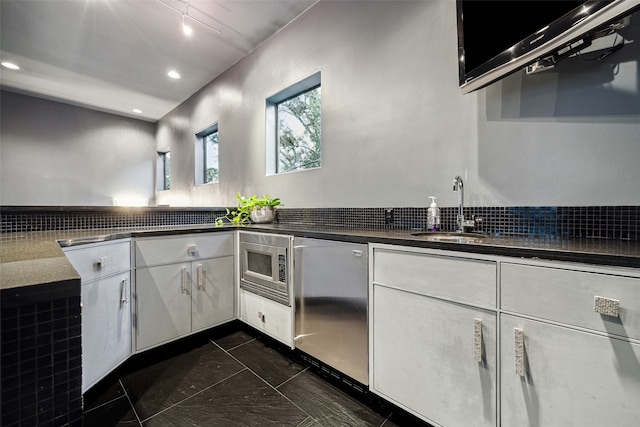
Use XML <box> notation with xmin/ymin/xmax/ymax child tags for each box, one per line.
<box><xmin>410</xmin><ymin>231</ymin><xmax>488</xmax><ymax>243</ymax></box>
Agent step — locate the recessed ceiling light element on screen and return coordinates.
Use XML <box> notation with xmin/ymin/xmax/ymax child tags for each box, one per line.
<box><xmin>1</xmin><ymin>61</ymin><xmax>20</xmax><ymax>70</ymax></box>
<box><xmin>132</xmin><ymin>108</ymin><xmax>143</xmax><ymax>114</ymax></box>
<box><xmin>168</xmin><ymin>70</ymin><xmax>181</xmax><ymax>79</ymax></box>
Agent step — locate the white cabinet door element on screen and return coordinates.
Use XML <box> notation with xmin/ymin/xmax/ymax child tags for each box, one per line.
<box><xmin>135</xmin><ymin>263</ymin><xmax>193</xmax><ymax>350</ymax></box>
<box><xmin>82</xmin><ymin>272</ymin><xmax>131</xmax><ymax>391</ymax></box>
<box><xmin>501</xmin><ymin>314</ymin><xmax>640</xmax><ymax>427</ymax></box>
<box><xmin>191</xmin><ymin>256</ymin><xmax>234</xmax><ymax>332</ymax></box>
<box><xmin>371</xmin><ymin>283</ymin><xmax>497</xmax><ymax>427</ymax></box>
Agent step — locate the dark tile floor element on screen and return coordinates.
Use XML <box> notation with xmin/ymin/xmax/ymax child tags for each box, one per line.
<box><xmin>83</xmin><ymin>323</ymin><xmax>431</xmax><ymax>427</ymax></box>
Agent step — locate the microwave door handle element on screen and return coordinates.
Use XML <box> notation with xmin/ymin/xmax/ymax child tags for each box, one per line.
<box><xmin>273</xmin><ymin>250</ymin><xmax>281</xmax><ymax>282</ymax></box>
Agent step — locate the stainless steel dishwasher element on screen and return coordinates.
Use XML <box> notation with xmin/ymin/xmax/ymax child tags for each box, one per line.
<box><xmin>293</xmin><ymin>237</ymin><xmax>368</xmax><ymax>385</ymax></box>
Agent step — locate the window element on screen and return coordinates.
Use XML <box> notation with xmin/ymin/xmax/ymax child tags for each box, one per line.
<box><xmin>157</xmin><ymin>151</ymin><xmax>170</xmax><ymax>191</ymax></box>
<box><xmin>195</xmin><ymin>124</ymin><xmax>219</xmax><ymax>185</ymax></box>
<box><xmin>266</xmin><ymin>72</ymin><xmax>321</xmax><ymax>174</ymax></box>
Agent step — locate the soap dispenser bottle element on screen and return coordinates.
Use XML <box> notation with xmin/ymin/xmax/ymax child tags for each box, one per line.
<box><xmin>427</xmin><ymin>196</ymin><xmax>440</xmax><ymax>232</ymax></box>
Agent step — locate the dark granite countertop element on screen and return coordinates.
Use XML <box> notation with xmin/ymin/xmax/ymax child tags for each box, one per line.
<box><xmin>0</xmin><ymin>225</ymin><xmax>230</xmax><ymax>290</ymax></box>
<box><xmin>247</xmin><ymin>224</ymin><xmax>640</xmax><ymax>267</ymax></box>
<box><xmin>1</xmin><ymin>223</ymin><xmax>639</xmax><ymax>291</ymax></box>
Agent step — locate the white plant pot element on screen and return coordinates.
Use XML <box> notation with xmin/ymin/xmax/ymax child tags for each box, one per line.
<box><xmin>250</xmin><ymin>207</ymin><xmax>274</xmax><ymax>224</ymax></box>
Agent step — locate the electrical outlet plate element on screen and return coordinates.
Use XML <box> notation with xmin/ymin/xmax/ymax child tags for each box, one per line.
<box><xmin>385</xmin><ymin>208</ymin><xmax>394</xmax><ymax>224</ymax></box>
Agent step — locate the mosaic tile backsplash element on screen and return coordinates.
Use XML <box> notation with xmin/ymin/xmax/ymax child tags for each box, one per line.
<box><xmin>1</xmin><ymin>206</ymin><xmax>638</xmax><ymax>241</ymax></box>
<box><xmin>277</xmin><ymin>206</ymin><xmax>639</xmax><ymax>241</ymax></box>
<box><xmin>1</xmin><ymin>208</ymin><xmax>227</xmax><ymax>234</ymax></box>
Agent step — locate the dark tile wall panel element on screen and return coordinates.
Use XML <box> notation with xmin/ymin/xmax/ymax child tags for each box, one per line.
<box><xmin>1</xmin><ymin>208</ymin><xmax>227</xmax><ymax>233</ymax></box>
<box><xmin>277</xmin><ymin>206</ymin><xmax>639</xmax><ymax>241</ymax></box>
<box><xmin>1</xmin><ymin>206</ymin><xmax>637</xmax><ymax>241</ymax></box>
<box><xmin>1</xmin><ymin>281</ymin><xmax>83</xmax><ymax>427</ymax></box>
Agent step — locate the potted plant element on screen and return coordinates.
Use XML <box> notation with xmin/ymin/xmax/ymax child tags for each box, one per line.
<box><xmin>215</xmin><ymin>193</ymin><xmax>281</xmax><ymax>226</ymax></box>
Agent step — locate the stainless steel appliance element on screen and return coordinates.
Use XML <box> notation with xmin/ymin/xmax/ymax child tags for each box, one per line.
<box><xmin>239</xmin><ymin>231</ymin><xmax>292</xmax><ymax>306</ymax></box>
<box><xmin>294</xmin><ymin>237</ymin><xmax>369</xmax><ymax>385</ymax></box>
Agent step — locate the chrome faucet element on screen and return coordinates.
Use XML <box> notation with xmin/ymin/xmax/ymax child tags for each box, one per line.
<box><xmin>453</xmin><ymin>175</ymin><xmax>476</xmax><ymax>233</ymax></box>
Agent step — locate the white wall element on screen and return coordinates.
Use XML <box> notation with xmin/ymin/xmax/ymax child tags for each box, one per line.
<box><xmin>0</xmin><ymin>91</ymin><xmax>156</xmax><ymax>206</ymax></box>
<box><xmin>156</xmin><ymin>0</ymin><xmax>640</xmax><ymax>208</ymax></box>
<box><xmin>2</xmin><ymin>1</ymin><xmax>638</xmax><ymax>208</ymax></box>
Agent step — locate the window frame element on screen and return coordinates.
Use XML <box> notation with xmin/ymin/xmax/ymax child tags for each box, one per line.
<box><xmin>157</xmin><ymin>151</ymin><xmax>170</xmax><ymax>191</ymax></box>
<box><xmin>195</xmin><ymin>123</ymin><xmax>220</xmax><ymax>185</ymax></box>
<box><xmin>266</xmin><ymin>71</ymin><xmax>321</xmax><ymax>175</ymax></box>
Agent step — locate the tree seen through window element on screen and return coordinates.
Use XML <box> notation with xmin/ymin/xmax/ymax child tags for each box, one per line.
<box><xmin>277</xmin><ymin>86</ymin><xmax>321</xmax><ymax>173</ymax></box>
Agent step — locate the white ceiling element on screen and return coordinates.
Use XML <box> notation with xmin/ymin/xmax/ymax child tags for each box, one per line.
<box><xmin>0</xmin><ymin>0</ymin><xmax>318</xmax><ymax>122</ymax></box>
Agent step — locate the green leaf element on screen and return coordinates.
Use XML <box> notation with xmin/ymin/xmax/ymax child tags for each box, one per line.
<box><xmin>219</xmin><ymin>193</ymin><xmax>283</xmax><ymax>225</ymax></box>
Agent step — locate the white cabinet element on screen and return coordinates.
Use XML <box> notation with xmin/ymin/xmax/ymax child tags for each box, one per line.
<box><xmin>370</xmin><ymin>246</ymin><xmax>640</xmax><ymax>427</ymax></box>
<box><xmin>63</xmin><ymin>239</ymin><xmax>132</xmax><ymax>392</ymax></box>
<box><xmin>370</xmin><ymin>245</ymin><xmax>498</xmax><ymax>427</ymax></box>
<box><xmin>500</xmin><ymin>261</ymin><xmax>640</xmax><ymax>427</ymax></box>
<box><xmin>134</xmin><ymin>232</ymin><xmax>234</xmax><ymax>351</ymax></box>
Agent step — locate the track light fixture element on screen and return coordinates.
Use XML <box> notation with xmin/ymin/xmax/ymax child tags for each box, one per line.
<box><xmin>157</xmin><ymin>0</ymin><xmax>221</xmax><ymax>36</ymax></box>
<box><xmin>182</xmin><ymin>18</ymin><xmax>193</xmax><ymax>36</ymax></box>
<box><xmin>182</xmin><ymin>10</ymin><xmax>193</xmax><ymax>36</ymax></box>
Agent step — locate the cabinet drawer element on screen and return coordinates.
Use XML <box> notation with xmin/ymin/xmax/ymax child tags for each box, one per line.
<box><xmin>64</xmin><ymin>240</ymin><xmax>131</xmax><ymax>282</ymax></box>
<box><xmin>239</xmin><ymin>289</ymin><xmax>292</xmax><ymax>347</ymax></box>
<box><xmin>373</xmin><ymin>248</ymin><xmax>496</xmax><ymax>308</ymax></box>
<box><xmin>135</xmin><ymin>232</ymin><xmax>233</xmax><ymax>267</ymax></box>
<box><xmin>501</xmin><ymin>262</ymin><xmax>640</xmax><ymax>340</ymax></box>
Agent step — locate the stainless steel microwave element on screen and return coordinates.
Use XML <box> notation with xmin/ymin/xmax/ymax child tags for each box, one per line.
<box><xmin>239</xmin><ymin>232</ymin><xmax>291</xmax><ymax>305</ymax></box>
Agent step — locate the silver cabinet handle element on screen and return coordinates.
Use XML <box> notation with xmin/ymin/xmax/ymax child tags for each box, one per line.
<box><xmin>197</xmin><ymin>264</ymin><xmax>204</xmax><ymax>289</ymax></box>
<box><xmin>97</xmin><ymin>256</ymin><xmax>110</xmax><ymax>269</ymax></box>
<box><xmin>181</xmin><ymin>266</ymin><xmax>188</xmax><ymax>293</ymax></box>
<box><xmin>120</xmin><ymin>277</ymin><xmax>128</xmax><ymax>305</ymax></box>
<box><xmin>258</xmin><ymin>311</ymin><xmax>265</xmax><ymax>322</ymax></box>
<box><xmin>515</xmin><ymin>328</ymin><xmax>526</xmax><ymax>377</ymax></box>
<box><xmin>593</xmin><ymin>296</ymin><xmax>620</xmax><ymax>317</ymax></box>
<box><xmin>187</xmin><ymin>245</ymin><xmax>197</xmax><ymax>256</ymax></box>
<box><xmin>473</xmin><ymin>318</ymin><xmax>483</xmax><ymax>362</ymax></box>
